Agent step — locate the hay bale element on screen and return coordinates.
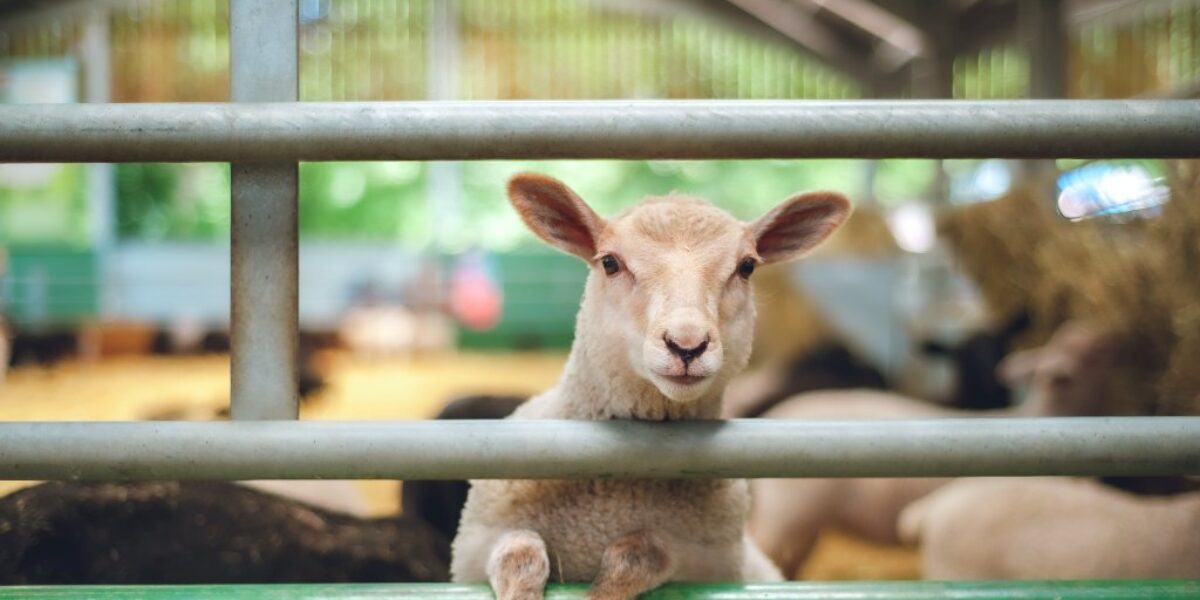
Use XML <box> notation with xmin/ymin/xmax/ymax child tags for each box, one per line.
<box><xmin>1145</xmin><ymin>162</ymin><xmax>1200</xmax><ymax>414</ymax></box>
<box><xmin>938</xmin><ymin>166</ymin><xmax>1200</xmax><ymax>415</ymax></box>
<box><xmin>937</xmin><ymin>184</ymin><xmax>1063</xmax><ymax>336</ymax></box>
<box><xmin>1036</xmin><ymin>164</ymin><xmax>1200</xmax><ymax>415</ymax></box>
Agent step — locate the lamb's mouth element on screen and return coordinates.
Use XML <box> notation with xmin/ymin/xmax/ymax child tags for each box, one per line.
<box><xmin>660</xmin><ymin>373</ymin><xmax>708</xmax><ymax>386</ymax></box>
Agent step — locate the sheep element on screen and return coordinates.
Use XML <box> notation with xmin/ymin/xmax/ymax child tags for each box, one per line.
<box><xmin>898</xmin><ymin>477</ymin><xmax>1200</xmax><ymax>579</ymax></box>
<box><xmin>747</xmin><ymin>320</ymin><xmax>1120</xmax><ymax>577</ymax></box>
<box><xmin>917</xmin><ymin>309</ymin><xmax>1032</xmax><ymax>411</ymax></box>
<box><xmin>0</xmin><ymin>481</ymin><xmax>449</xmax><ymax>584</ymax></box>
<box><xmin>451</xmin><ymin>173</ymin><xmax>850</xmax><ymax>600</ymax></box>
<box><xmin>722</xmin><ymin>341</ymin><xmax>887</xmax><ymax>419</ymax></box>
<box><xmin>238</xmin><ymin>480</ymin><xmax>370</xmax><ymax>517</ymax></box>
<box><xmin>338</xmin><ymin>303</ymin><xmax>417</xmax><ymax>359</ymax></box>
<box><xmin>7</xmin><ymin>328</ymin><xmax>77</xmax><ymax>367</ymax></box>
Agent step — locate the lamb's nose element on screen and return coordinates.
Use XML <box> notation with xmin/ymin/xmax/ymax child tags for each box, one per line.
<box><xmin>665</xmin><ymin>336</ymin><xmax>709</xmax><ymax>366</ymax></box>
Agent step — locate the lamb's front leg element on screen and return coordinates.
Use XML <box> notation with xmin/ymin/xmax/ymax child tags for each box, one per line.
<box><xmin>488</xmin><ymin>530</ymin><xmax>551</xmax><ymax>600</ymax></box>
<box><xmin>587</xmin><ymin>530</ymin><xmax>675</xmax><ymax>600</ymax></box>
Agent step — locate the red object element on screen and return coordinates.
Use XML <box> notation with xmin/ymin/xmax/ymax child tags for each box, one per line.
<box><xmin>450</xmin><ymin>253</ymin><xmax>502</xmax><ymax>331</ymax></box>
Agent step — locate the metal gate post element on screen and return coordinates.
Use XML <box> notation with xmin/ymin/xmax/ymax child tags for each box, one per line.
<box><xmin>229</xmin><ymin>0</ymin><xmax>300</xmax><ymax>420</ymax></box>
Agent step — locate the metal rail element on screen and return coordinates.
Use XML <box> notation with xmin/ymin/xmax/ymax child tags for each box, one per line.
<box><xmin>1</xmin><ymin>418</ymin><xmax>1197</xmax><ymax>481</ymax></box>
<box><xmin>0</xmin><ymin>100</ymin><xmax>1197</xmax><ymax>162</ymax></box>
<box><xmin>2</xmin><ymin>581</ymin><xmax>1197</xmax><ymax>599</ymax></box>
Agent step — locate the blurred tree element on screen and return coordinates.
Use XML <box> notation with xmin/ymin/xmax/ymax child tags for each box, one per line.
<box><xmin>0</xmin><ymin>164</ymin><xmax>89</xmax><ymax>246</ymax></box>
<box><xmin>116</xmin><ymin>163</ymin><xmax>230</xmax><ymax>240</ymax></box>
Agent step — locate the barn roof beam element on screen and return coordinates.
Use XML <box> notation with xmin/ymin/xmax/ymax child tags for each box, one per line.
<box><xmin>798</xmin><ymin>0</ymin><xmax>929</xmax><ymax>72</ymax></box>
<box><xmin>711</xmin><ymin>0</ymin><xmax>890</xmax><ymax>86</ymax></box>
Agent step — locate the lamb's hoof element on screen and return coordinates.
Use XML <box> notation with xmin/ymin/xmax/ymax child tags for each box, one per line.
<box><xmin>585</xmin><ymin>591</ymin><xmax>636</xmax><ymax>600</ymax></box>
<box><xmin>489</xmin><ymin>530</ymin><xmax>550</xmax><ymax>600</ymax></box>
<box><xmin>496</xmin><ymin>587</ymin><xmax>544</xmax><ymax>600</ymax></box>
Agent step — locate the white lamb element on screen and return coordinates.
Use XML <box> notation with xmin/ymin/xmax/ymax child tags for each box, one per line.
<box><xmin>747</xmin><ymin>320</ymin><xmax>1119</xmax><ymax>577</ymax></box>
<box><xmin>451</xmin><ymin>173</ymin><xmax>850</xmax><ymax>599</ymax></box>
<box><xmin>898</xmin><ymin>477</ymin><xmax>1200</xmax><ymax>579</ymax></box>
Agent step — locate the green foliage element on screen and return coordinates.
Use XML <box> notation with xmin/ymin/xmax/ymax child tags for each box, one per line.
<box><xmin>107</xmin><ymin>159</ymin><xmax>947</xmax><ymax>249</ymax></box>
<box><xmin>873</xmin><ymin>160</ymin><xmax>938</xmax><ymax>202</ymax></box>
<box><xmin>116</xmin><ymin>163</ymin><xmax>231</xmax><ymax>240</ymax></box>
<box><xmin>298</xmin><ymin>162</ymin><xmax>429</xmax><ymax>241</ymax></box>
<box><xmin>113</xmin><ymin>162</ymin><xmax>431</xmax><ymax>242</ymax></box>
<box><xmin>953</xmin><ymin>43</ymin><xmax>1030</xmax><ymax>99</ymax></box>
<box><xmin>0</xmin><ymin>164</ymin><xmax>88</xmax><ymax>247</ymax></box>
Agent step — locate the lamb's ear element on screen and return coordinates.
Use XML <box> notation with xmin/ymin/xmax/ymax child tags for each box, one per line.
<box><xmin>508</xmin><ymin>173</ymin><xmax>606</xmax><ymax>261</ymax></box>
<box><xmin>751</xmin><ymin>191</ymin><xmax>850</xmax><ymax>264</ymax></box>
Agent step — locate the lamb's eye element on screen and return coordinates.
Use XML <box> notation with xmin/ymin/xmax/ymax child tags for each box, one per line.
<box><xmin>737</xmin><ymin>258</ymin><xmax>757</xmax><ymax>279</ymax></box>
<box><xmin>600</xmin><ymin>255</ymin><xmax>621</xmax><ymax>276</ymax></box>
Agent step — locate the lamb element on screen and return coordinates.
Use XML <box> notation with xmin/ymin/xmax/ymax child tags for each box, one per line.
<box><xmin>451</xmin><ymin>173</ymin><xmax>850</xmax><ymax>599</ymax></box>
<box><xmin>338</xmin><ymin>303</ymin><xmax>417</xmax><ymax>359</ymax></box>
<box><xmin>898</xmin><ymin>477</ymin><xmax>1200</xmax><ymax>579</ymax></box>
<box><xmin>747</xmin><ymin>320</ymin><xmax>1119</xmax><ymax>577</ymax></box>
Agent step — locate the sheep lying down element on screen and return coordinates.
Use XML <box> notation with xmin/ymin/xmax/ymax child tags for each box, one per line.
<box><xmin>451</xmin><ymin>173</ymin><xmax>850</xmax><ymax>600</ymax></box>
<box><xmin>899</xmin><ymin>477</ymin><xmax>1200</xmax><ymax>579</ymax></box>
<box><xmin>746</xmin><ymin>320</ymin><xmax>1124</xmax><ymax>577</ymax></box>
<box><xmin>0</xmin><ymin>481</ymin><xmax>449</xmax><ymax>584</ymax></box>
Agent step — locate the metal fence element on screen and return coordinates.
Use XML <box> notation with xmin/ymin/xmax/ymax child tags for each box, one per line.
<box><xmin>1</xmin><ymin>5</ymin><xmax>1199</xmax><ymax>598</ymax></box>
<box><xmin>0</xmin><ymin>1</ymin><xmax>1198</xmax><ymax>487</ymax></box>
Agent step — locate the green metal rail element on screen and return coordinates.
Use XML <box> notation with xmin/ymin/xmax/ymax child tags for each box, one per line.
<box><xmin>1</xmin><ymin>581</ymin><xmax>1197</xmax><ymax>599</ymax></box>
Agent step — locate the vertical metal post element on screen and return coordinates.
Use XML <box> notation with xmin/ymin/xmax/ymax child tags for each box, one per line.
<box><xmin>1022</xmin><ymin>0</ymin><xmax>1067</xmax><ymax>100</ymax></box>
<box><xmin>81</xmin><ymin>6</ymin><xmax>118</xmax><ymax>318</ymax></box>
<box><xmin>426</xmin><ymin>0</ymin><xmax>461</xmax><ymax>247</ymax></box>
<box><xmin>229</xmin><ymin>0</ymin><xmax>299</xmax><ymax>420</ymax></box>
<box><xmin>1020</xmin><ymin>0</ymin><xmax>1067</xmax><ymax>183</ymax></box>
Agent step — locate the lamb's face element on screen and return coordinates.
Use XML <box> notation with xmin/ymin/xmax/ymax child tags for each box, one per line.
<box><xmin>507</xmin><ymin>173</ymin><xmax>849</xmax><ymax>404</ymax></box>
<box><xmin>1000</xmin><ymin>321</ymin><xmax>1120</xmax><ymax>416</ymax></box>
<box><xmin>589</xmin><ymin>199</ymin><xmax>756</xmax><ymax>402</ymax></box>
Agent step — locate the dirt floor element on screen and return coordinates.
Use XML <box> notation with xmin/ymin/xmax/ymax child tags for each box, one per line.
<box><xmin>0</xmin><ymin>351</ymin><xmax>919</xmax><ymax>580</ymax></box>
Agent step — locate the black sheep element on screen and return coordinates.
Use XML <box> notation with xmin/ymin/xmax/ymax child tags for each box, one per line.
<box><xmin>919</xmin><ymin>310</ymin><xmax>1032</xmax><ymax>411</ymax></box>
<box><xmin>0</xmin><ymin>481</ymin><xmax>449</xmax><ymax>584</ymax></box>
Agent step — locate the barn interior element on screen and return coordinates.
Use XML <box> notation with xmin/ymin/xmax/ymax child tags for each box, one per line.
<box><xmin>0</xmin><ymin>0</ymin><xmax>1198</xmax><ymax>586</ymax></box>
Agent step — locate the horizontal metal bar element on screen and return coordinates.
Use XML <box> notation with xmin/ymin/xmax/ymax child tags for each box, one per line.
<box><xmin>2</xmin><ymin>581</ymin><xmax>1198</xmax><ymax>599</ymax></box>
<box><xmin>0</xmin><ymin>100</ymin><xmax>1197</xmax><ymax>162</ymax></box>
<box><xmin>0</xmin><ymin>418</ymin><xmax>1197</xmax><ymax>480</ymax></box>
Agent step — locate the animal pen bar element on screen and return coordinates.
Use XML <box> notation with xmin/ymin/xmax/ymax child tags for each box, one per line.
<box><xmin>0</xmin><ymin>418</ymin><xmax>1198</xmax><ymax>480</ymax></box>
<box><xmin>0</xmin><ymin>100</ymin><xmax>1198</xmax><ymax>162</ymax></box>
<box><xmin>228</xmin><ymin>0</ymin><xmax>299</xmax><ymax>420</ymax></box>
<box><xmin>2</xmin><ymin>581</ymin><xmax>1198</xmax><ymax>600</ymax></box>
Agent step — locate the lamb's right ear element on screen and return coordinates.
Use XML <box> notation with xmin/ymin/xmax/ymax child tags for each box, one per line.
<box><xmin>507</xmin><ymin>173</ymin><xmax>606</xmax><ymax>261</ymax></box>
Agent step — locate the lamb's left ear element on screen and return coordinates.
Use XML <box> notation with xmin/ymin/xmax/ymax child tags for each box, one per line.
<box><xmin>750</xmin><ymin>191</ymin><xmax>851</xmax><ymax>264</ymax></box>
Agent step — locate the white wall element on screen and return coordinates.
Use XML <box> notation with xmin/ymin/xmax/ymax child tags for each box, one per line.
<box><xmin>107</xmin><ymin>242</ymin><xmax>422</xmax><ymax>330</ymax></box>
